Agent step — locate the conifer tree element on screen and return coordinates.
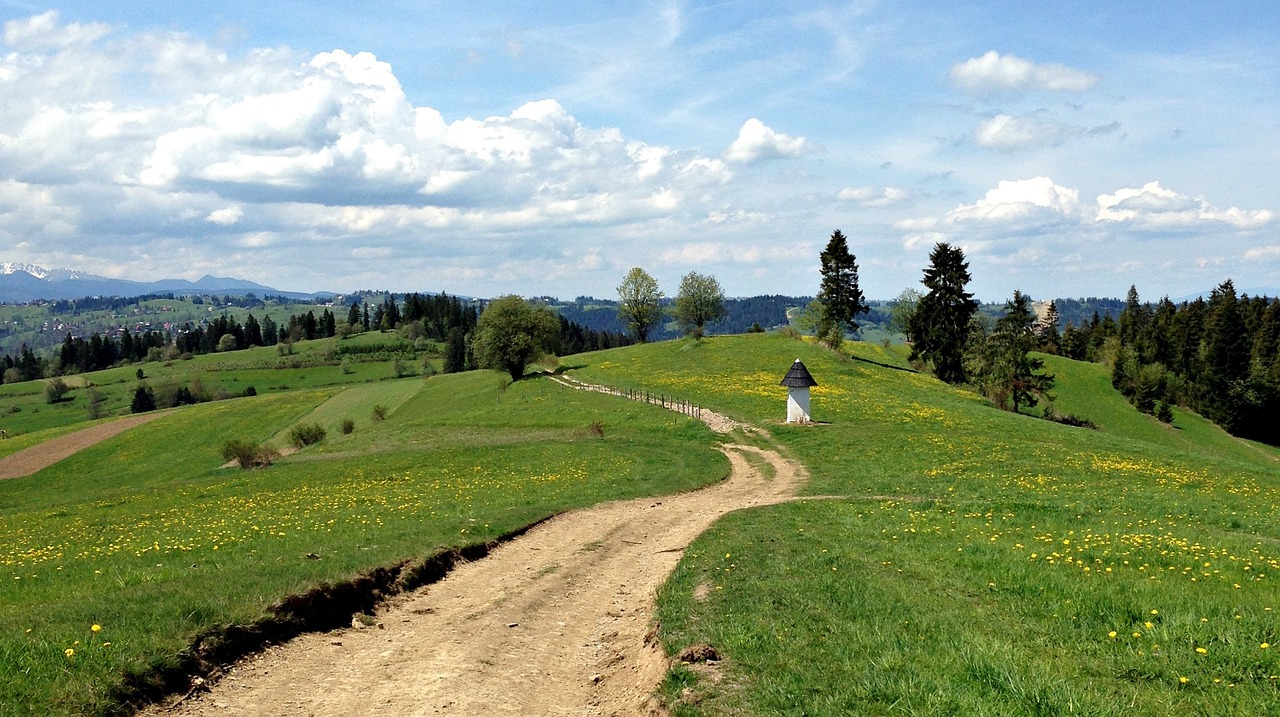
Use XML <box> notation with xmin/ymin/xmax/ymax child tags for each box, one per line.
<box><xmin>908</xmin><ymin>242</ymin><xmax>978</xmax><ymax>383</ymax></box>
<box><xmin>816</xmin><ymin>229</ymin><xmax>869</xmax><ymax>345</ymax></box>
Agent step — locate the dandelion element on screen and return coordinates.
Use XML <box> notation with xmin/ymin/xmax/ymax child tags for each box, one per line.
<box><xmin>1263</xmin><ymin>643</ymin><xmax>1272</xmax><ymax>650</ymax></box>
<box><xmin>1108</xmin><ymin>631</ymin><xmax>1117</xmax><ymax>639</ymax></box>
<box><xmin>1179</xmin><ymin>676</ymin><xmax>1189</xmax><ymax>684</ymax></box>
<box><xmin>1133</xmin><ymin>631</ymin><xmax>1142</xmax><ymax>638</ymax></box>
<box><xmin>1144</xmin><ymin>621</ymin><xmax>1154</xmax><ymax>629</ymax></box>
<box><xmin>91</xmin><ymin>624</ymin><xmax>101</xmax><ymax>633</ymax></box>
<box><xmin>64</xmin><ymin>648</ymin><xmax>74</xmax><ymax>658</ymax></box>
<box><xmin>1196</xmin><ymin>647</ymin><xmax>1208</xmax><ymax>655</ymax></box>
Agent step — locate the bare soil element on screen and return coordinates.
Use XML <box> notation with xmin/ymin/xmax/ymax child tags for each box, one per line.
<box><xmin>145</xmin><ymin>380</ymin><xmax>806</xmax><ymax>716</ymax></box>
<box><xmin>0</xmin><ymin>412</ymin><xmax>167</xmax><ymax>480</ymax></box>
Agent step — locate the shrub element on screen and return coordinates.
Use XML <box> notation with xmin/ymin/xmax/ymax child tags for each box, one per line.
<box><xmin>588</xmin><ymin>420</ymin><xmax>604</xmax><ymax>438</ymax></box>
<box><xmin>44</xmin><ymin>378</ymin><xmax>69</xmax><ymax>404</ymax></box>
<box><xmin>221</xmin><ymin>439</ymin><xmax>278</xmax><ymax>469</ymax></box>
<box><xmin>288</xmin><ymin>423</ymin><xmax>327</xmax><ymax>449</ymax></box>
<box><xmin>371</xmin><ymin>404</ymin><xmax>389</xmax><ymax>422</ymax></box>
<box><xmin>1156</xmin><ymin>401</ymin><xmax>1175</xmax><ymax>424</ymax></box>
<box><xmin>421</xmin><ymin>359</ymin><xmax>438</xmax><ymax>377</ymax></box>
<box><xmin>340</xmin><ymin>418</ymin><xmax>355</xmax><ymax>435</ymax></box>
<box><xmin>340</xmin><ymin>360</ymin><xmax>353</xmax><ymax>375</ymax></box>
<box><xmin>392</xmin><ymin>358</ymin><xmax>408</xmax><ymax>378</ymax></box>
<box><xmin>243</xmin><ymin>385</ymin><xmax>257</xmax><ymax>397</ymax></box>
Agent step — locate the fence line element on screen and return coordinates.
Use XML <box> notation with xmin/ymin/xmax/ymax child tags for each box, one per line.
<box><xmin>553</xmin><ymin>376</ymin><xmax>702</xmax><ymax>420</ymax></box>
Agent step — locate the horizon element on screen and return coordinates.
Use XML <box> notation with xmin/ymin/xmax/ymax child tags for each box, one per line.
<box><xmin>1</xmin><ymin>2</ymin><xmax>1277</xmax><ymax>301</ymax></box>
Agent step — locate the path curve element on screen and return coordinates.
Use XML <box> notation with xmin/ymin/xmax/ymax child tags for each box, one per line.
<box><xmin>146</xmin><ymin>381</ymin><xmax>806</xmax><ymax>716</ymax></box>
<box><xmin>0</xmin><ymin>412</ymin><xmax>167</xmax><ymax>480</ymax></box>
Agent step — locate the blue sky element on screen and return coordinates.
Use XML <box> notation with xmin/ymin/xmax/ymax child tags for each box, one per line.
<box><xmin>0</xmin><ymin>1</ymin><xmax>1276</xmax><ymax>301</ymax></box>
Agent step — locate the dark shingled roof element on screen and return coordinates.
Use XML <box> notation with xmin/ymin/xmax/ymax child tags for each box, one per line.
<box><xmin>779</xmin><ymin>359</ymin><xmax>818</xmax><ymax>387</ymax></box>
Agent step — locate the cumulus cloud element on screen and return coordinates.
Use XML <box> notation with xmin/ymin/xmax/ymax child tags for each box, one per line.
<box><xmin>723</xmin><ymin>118</ymin><xmax>818</xmax><ymax>164</ymax></box>
<box><xmin>0</xmin><ymin>12</ymin><xmax>787</xmax><ymax>292</ymax></box>
<box><xmin>1096</xmin><ymin>181</ymin><xmax>1275</xmax><ymax>230</ymax></box>
<box><xmin>950</xmin><ymin>51</ymin><xmax>1099</xmax><ymax>96</ymax></box>
<box><xmin>947</xmin><ymin>177</ymin><xmax>1081</xmax><ymax>227</ymax></box>
<box><xmin>837</xmin><ymin>186</ymin><xmax>910</xmax><ymax>207</ymax></box>
<box><xmin>974</xmin><ymin>114</ymin><xmax>1120</xmax><ymax>151</ymax></box>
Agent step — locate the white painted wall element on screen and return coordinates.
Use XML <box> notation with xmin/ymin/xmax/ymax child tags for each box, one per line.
<box><xmin>786</xmin><ymin>386</ymin><xmax>811</xmax><ymax>423</ymax></box>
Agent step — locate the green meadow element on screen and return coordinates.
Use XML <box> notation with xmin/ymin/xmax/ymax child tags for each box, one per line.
<box><xmin>574</xmin><ymin>333</ymin><xmax>1280</xmax><ymax>716</ymax></box>
<box><xmin>4</xmin><ymin>330</ymin><xmax>1280</xmax><ymax>716</ymax></box>
<box><xmin>0</xmin><ymin>363</ymin><xmax>723</xmax><ymax>716</ymax></box>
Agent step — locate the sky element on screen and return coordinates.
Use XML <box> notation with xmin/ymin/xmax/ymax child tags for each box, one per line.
<box><xmin>0</xmin><ymin>1</ymin><xmax>1277</xmax><ymax>301</ymax></box>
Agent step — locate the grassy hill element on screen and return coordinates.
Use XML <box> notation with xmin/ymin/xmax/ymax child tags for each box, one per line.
<box><xmin>573</xmin><ymin>334</ymin><xmax>1280</xmax><ymax>716</ymax></box>
<box><xmin>0</xmin><ymin>358</ymin><xmax>724</xmax><ymax>715</ymax></box>
<box><xmin>3</xmin><ymin>331</ymin><xmax>1279</xmax><ymax>715</ymax></box>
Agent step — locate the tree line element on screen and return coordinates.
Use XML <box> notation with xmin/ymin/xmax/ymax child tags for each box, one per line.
<box><xmin>1049</xmin><ymin>282</ymin><xmax>1280</xmax><ymax>442</ymax></box>
<box><xmin>0</xmin><ymin>291</ymin><xmax>629</xmax><ymax>386</ymax></box>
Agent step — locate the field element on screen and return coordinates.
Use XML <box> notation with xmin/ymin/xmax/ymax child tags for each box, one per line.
<box><xmin>4</xmin><ymin>329</ymin><xmax>1280</xmax><ymax>715</ymax></box>
<box><xmin>574</xmin><ymin>334</ymin><xmax>1280</xmax><ymax>715</ymax></box>
<box><xmin>0</xmin><ymin>360</ymin><xmax>723</xmax><ymax>715</ymax></box>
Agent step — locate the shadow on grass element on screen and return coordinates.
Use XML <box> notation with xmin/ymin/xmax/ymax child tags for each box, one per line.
<box><xmin>849</xmin><ymin>354</ymin><xmax>919</xmax><ymax>374</ymax></box>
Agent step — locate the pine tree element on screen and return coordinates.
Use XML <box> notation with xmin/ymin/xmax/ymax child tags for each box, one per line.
<box><xmin>817</xmin><ymin>229</ymin><xmax>869</xmax><ymax>342</ymax></box>
<box><xmin>979</xmin><ymin>291</ymin><xmax>1054</xmax><ymax>413</ymax></box>
<box><xmin>908</xmin><ymin>243</ymin><xmax>978</xmax><ymax>383</ymax></box>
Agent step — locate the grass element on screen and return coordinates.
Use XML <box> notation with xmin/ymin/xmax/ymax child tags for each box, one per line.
<box><xmin>0</xmin><ymin>370</ymin><xmax>724</xmax><ymax>716</ymax></box>
<box><xmin>576</xmin><ymin>332</ymin><xmax>1280</xmax><ymax>716</ymax></box>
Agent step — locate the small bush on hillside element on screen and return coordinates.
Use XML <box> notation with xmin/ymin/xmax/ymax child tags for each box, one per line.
<box><xmin>372</xmin><ymin>404</ymin><xmax>389</xmax><ymax>422</ymax></box>
<box><xmin>392</xmin><ymin>358</ymin><xmax>408</xmax><ymax>378</ymax></box>
<box><xmin>340</xmin><ymin>360</ymin><xmax>353</xmax><ymax>375</ymax></box>
<box><xmin>1156</xmin><ymin>401</ymin><xmax>1175</xmax><ymax>424</ymax></box>
<box><xmin>340</xmin><ymin>418</ymin><xmax>355</xmax><ymax>435</ymax></box>
<box><xmin>86</xmin><ymin>388</ymin><xmax>104</xmax><ymax>420</ymax></box>
<box><xmin>288</xmin><ymin>423</ymin><xmax>327</xmax><ymax>449</ymax></box>
<box><xmin>421</xmin><ymin>359</ymin><xmax>438</xmax><ymax>377</ymax></box>
<box><xmin>44</xmin><ymin>378</ymin><xmax>69</xmax><ymax>404</ymax></box>
<box><xmin>221</xmin><ymin>439</ymin><xmax>278</xmax><ymax>469</ymax></box>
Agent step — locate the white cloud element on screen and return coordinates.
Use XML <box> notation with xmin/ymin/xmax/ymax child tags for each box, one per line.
<box><xmin>950</xmin><ymin>51</ymin><xmax>1099</xmax><ymax>96</ymax></box>
<box><xmin>206</xmin><ymin>206</ymin><xmax>243</xmax><ymax>225</ymax></box>
<box><xmin>1097</xmin><ymin>181</ymin><xmax>1275</xmax><ymax>230</ymax></box>
<box><xmin>723</xmin><ymin>118</ymin><xmax>817</xmax><ymax>164</ymax></box>
<box><xmin>2</xmin><ymin>10</ymin><xmax>111</xmax><ymax>51</ymax></box>
<box><xmin>1244</xmin><ymin>246</ymin><xmax>1280</xmax><ymax>261</ymax></box>
<box><xmin>837</xmin><ymin>186</ymin><xmax>910</xmax><ymax>207</ymax></box>
<box><xmin>974</xmin><ymin>114</ymin><xmax>1118</xmax><ymax>151</ymax></box>
<box><xmin>947</xmin><ymin>177</ymin><xmax>1081</xmax><ymax>226</ymax></box>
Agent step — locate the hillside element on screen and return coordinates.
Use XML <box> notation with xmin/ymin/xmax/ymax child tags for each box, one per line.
<box><xmin>575</xmin><ymin>334</ymin><xmax>1280</xmax><ymax>715</ymax></box>
<box><xmin>2</xmin><ymin>332</ymin><xmax>1279</xmax><ymax>715</ymax></box>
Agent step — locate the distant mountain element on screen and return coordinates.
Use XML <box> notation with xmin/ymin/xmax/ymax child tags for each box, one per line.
<box><xmin>0</xmin><ymin>263</ymin><xmax>335</xmax><ymax>303</ymax></box>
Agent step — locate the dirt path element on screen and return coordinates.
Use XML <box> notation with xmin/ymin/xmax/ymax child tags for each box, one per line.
<box><xmin>147</xmin><ymin>382</ymin><xmax>806</xmax><ymax>716</ymax></box>
<box><xmin>0</xmin><ymin>412</ymin><xmax>167</xmax><ymax>480</ymax></box>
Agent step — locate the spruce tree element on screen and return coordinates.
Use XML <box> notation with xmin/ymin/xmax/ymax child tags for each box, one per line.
<box><xmin>817</xmin><ymin>229</ymin><xmax>869</xmax><ymax>342</ymax></box>
<box><xmin>908</xmin><ymin>242</ymin><xmax>978</xmax><ymax>383</ymax></box>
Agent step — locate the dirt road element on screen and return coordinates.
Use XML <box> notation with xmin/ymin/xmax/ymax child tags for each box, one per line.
<box><xmin>148</xmin><ymin>408</ymin><xmax>804</xmax><ymax>715</ymax></box>
<box><xmin>0</xmin><ymin>412</ymin><xmax>166</xmax><ymax>480</ymax></box>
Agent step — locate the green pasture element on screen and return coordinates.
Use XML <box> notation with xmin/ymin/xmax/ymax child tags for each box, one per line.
<box><xmin>0</xmin><ymin>370</ymin><xmax>724</xmax><ymax>716</ymax></box>
<box><xmin>0</xmin><ymin>332</ymin><xmax>435</xmax><ymax>438</ymax></box>
<box><xmin>576</xmin><ymin>333</ymin><xmax>1280</xmax><ymax>716</ymax></box>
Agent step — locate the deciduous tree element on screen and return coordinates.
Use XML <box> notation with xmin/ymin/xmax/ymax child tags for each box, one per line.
<box><xmin>616</xmin><ymin>267</ymin><xmax>665</xmax><ymax>342</ymax></box>
<box><xmin>673</xmin><ymin>271</ymin><xmax>727</xmax><ymax>338</ymax></box>
<box><xmin>473</xmin><ymin>295</ymin><xmax>560</xmax><ymax>381</ymax></box>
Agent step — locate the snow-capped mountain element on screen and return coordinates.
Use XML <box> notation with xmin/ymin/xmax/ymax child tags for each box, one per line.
<box><xmin>0</xmin><ymin>262</ymin><xmax>333</xmax><ymax>302</ymax></box>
